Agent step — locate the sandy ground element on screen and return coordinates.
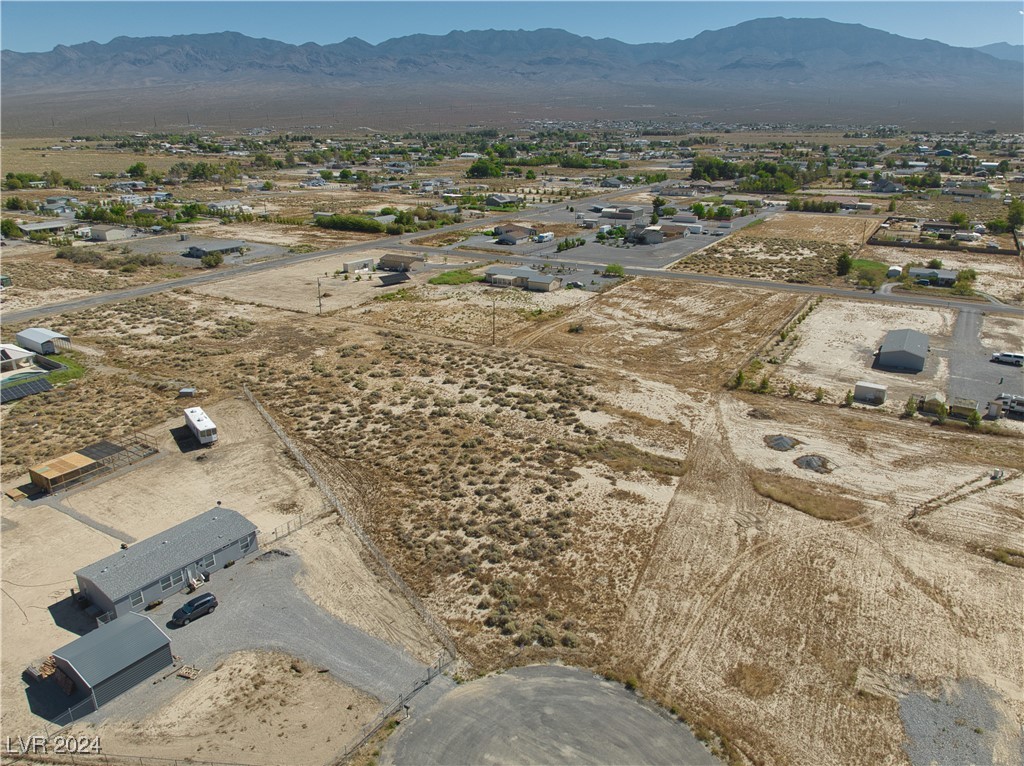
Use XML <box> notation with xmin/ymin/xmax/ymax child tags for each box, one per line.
<box><xmin>77</xmin><ymin>651</ymin><xmax>378</xmax><ymax>765</ymax></box>
<box><xmin>863</xmin><ymin>244</ymin><xmax>1024</xmax><ymax>304</ymax></box>
<box><xmin>60</xmin><ymin>397</ymin><xmax>325</xmax><ymax>541</ymax></box>
<box><xmin>193</xmin><ymin>248</ymin><xmax>437</xmax><ymax>313</ymax></box>
<box><xmin>979</xmin><ymin>315</ymin><xmax>1024</xmax><ymax>353</ymax></box>
<box><xmin>3</xmin><ymin>254</ymin><xmax>1022</xmax><ymax>765</ymax></box>
<box><xmin>609</xmin><ymin>393</ymin><xmax>1023</xmax><ymax>765</ymax></box>
<box><xmin>290</xmin><ymin>516</ymin><xmax>441</xmax><ymax>664</ymax></box>
<box><xmin>741</xmin><ymin>212</ymin><xmax>881</xmax><ymax>245</ymax></box>
<box><xmin>775</xmin><ymin>298</ymin><xmax>956</xmax><ymax>409</ymax></box>
<box><xmin>0</xmin><ymin>502</ymin><xmax>123</xmax><ymax>737</ymax></box>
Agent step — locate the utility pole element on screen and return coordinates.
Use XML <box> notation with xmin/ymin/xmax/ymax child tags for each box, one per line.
<box><xmin>317</xmin><ymin>277</ymin><xmax>323</xmax><ymax>316</ymax></box>
<box><xmin>491</xmin><ymin>297</ymin><xmax>496</xmax><ymax>346</ymax></box>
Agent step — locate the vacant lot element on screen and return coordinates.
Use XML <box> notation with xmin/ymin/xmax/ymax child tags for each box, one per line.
<box><xmin>675</xmin><ymin>236</ymin><xmax>851</xmax><ymax>283</ymax></box>
<box><xmin>0</xmin><ymin>243</ymin><xmax>188</xmax><ymax>312</ymax></box>
<box><xmin>81</xmin><ymin>651</ymin><xmax>378</xmax><ymax>765</ymax></box>
<box><xmin>739</xmin><ymin>212</ymin><xmax>880</xmax><ymax>245</ymax></box>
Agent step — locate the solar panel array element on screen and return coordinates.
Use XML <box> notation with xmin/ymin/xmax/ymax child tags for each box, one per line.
<box><xmin>1</xmin><ymin>378</ymin><xmax>53</xmax><ymax>403</ymax></box>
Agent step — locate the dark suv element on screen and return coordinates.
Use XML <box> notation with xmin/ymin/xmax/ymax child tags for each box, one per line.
<box><xmin>171</xmin><ymin>592</ymin><xmax>218</xmax><ymax>626</ymax></box>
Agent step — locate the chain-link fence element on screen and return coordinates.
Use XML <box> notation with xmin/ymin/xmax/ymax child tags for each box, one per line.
<box><xmin>242</xmin><ymin>386</ymin><xmax>458</xmax><ymax>661</ymax></box>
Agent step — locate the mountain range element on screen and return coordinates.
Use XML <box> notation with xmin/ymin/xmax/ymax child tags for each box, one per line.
<box><xmin>2</xmin><ymin>18</ymin><xmax>1021</xmax><ymax>134</ymax></box>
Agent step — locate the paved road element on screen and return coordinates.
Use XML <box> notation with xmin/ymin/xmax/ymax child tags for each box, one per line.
<box><xmin>381</xmin><ymin>664</ymin><xmax>719</xmax><ymax>766</ymax></box>
<box><xmin>947</xmin><ymin>308</ymin><xmax>1024</xmax><ymax>404</ymax></box>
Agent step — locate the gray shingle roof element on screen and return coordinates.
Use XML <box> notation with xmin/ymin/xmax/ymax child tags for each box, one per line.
<box><xmin>53</xmin><ymin>613</ymin><xmax>169</xmax><ymax>687</ymax></box>
<box><xmin>880</xmin><ymin>328</ymin><xmax>929</xmax><ymax>359</ymax></box>
<box><xmin>75</xmin><ymin>508</ymin><xmax>256</xmax><ymax>601</ymax></box>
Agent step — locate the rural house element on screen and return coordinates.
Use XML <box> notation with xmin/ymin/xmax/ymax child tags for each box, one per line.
<box><xmin>75</xmin><ymin>507</ymin><xmax>259</xmax><ymax>620</ymax></box>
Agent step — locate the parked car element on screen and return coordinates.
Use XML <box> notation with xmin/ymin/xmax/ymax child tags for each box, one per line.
<box><xmin>915</xmin><ymin>279</ymin><xmax>932</xmax><ymax>286</ymax></box>
<box><xmin>991</xmin><ymin>352</ymin><xmax>1024</xmax><ymax>367</ymax></box>
<box><xmin>171</xmin><ymin>592</ymin><xmax>218</xmax><ymax>626</ymax></box>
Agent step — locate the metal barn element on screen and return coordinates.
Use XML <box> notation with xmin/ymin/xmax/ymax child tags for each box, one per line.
<box><xmin>51</xmin><ymin>613</ymin><xmax>172</xmax><ymax>711</ymax></box>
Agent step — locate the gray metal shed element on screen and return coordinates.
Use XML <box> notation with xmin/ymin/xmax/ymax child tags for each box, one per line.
<box><xmin>51</xmin><ymin>613</ymin><xmax>172</xmax><ymax>711</ymax></box>
<box><xmin>75</xmin><ymin>508</ymin><xmax>258</xmax><ymax>619</ymax></box>
<box><xmin>14</xmin><ymin>328</ymin><xmax>70</xmax><ymax>355</ymax></box>
<box><xmin>878</xmin><ymin>329</ymin><xmax>929</xmax><ymax>372</ymax></box>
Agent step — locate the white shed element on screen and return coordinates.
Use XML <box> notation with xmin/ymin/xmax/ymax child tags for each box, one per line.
<box><xmin>854</xmin><ymin>381</ymin><xmax>888</xmax><ymax>405</ymax></box>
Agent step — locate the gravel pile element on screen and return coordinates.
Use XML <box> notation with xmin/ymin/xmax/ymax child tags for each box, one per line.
<box><xmin>794</xmin><ymin>454</ymin><xmax>831</xmax><ymax>473</ymax></box>
<box><xmin>764</xmin><ymin>434</ymin><xmax>800</xmax><ymax>451</ymax></box>
<box><xmin>899</xmin><ymin>678</ymin><xmax>1015</xmax><ymax>766</ymax></box>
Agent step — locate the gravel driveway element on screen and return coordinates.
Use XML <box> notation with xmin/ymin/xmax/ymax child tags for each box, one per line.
<box><xmin>85</xmin><ymin>546</ymin><xmax>451</xmax><ymax>725</ymax></box>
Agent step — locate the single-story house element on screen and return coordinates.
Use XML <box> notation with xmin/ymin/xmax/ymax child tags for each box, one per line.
<box><xmin>90</xmin><ymin>224</ymin><xmax>130</xmax><ymax>242</ymax></box>
<box><xmin>600</xmin><ymin>177</ymin><xmax>624</xmax><ymax>188</ymax></box>
<box><xmin>485</xmin><ymin>194</ymin><xmax>522</xmax><ymax>207</ymax></box>
<box><xmin>484</xmin><ymin>265</ymin><xmax>561</xmax><ymax>292</ymax></box>
<box><xmin>51</xmin><ymin>612</ymin><xmax>172</xmax><ymax>712</ymax></box>
<box><xmin>907</xmin><ymin>267</ymin><xmax>958</xmax><ymax>287</ymax></box>
<box><xmin>878</xmin><ymin>328</ymin><xmax>929</xmax><ymax>372</ymax></box>
<box><xmin>16</xmin><ymin>220</ymin><xmax>77</xmax><ymax>236</ymax></box>
<box><xmin>722</xmin><ymin>194</ymin><xmax>764</xmax><ymax>207</ymax></box>
<box><xmin>636</xmin><ymin>225</ymin><xmax>664</xmax><ymax>244</ymax></box>
<box><xmin>378</xmin><ymin>253</ymin><xmax>424</xmax><ymax>272</ymax></box>
<box><xmin>207</xmin><ymin>200</ymin><xmax>250</xmax><ymax>213</ymax></box>
<box><xmin>15</xmin><ymin>328</ymin><xmax>70</xmax><ymax>355</ymax></box>
<box><xmin>186</xmin><ymin>241</ymin><xmax>245</xmax><ymax>259</ymax></box>
<box><xmin>75</xmin><ymin>507</ymin><xmax>259</xmax><ymax>620</ymax></box>
<box><xmin>872</xmin><ymin>180</ymin><xmax>905</xmax><ymax>194</ymax></box>
<box><xmin>494</xmin><ymin>223</ymin><xmax>537</xmax><ymax>244</ymax></box>
<box><xmin>0</xmin><ymin>344</ymin><xmax>35</xmax><ymax>372</ymax></box>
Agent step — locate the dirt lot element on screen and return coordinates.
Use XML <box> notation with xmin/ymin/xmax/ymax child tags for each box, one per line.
<box><xmin>0</xmin><ymin>242</ymin><xmax>188</xmax><ymax>312</ymax></box>
<box><xmin>193</xmin><ymin>249</ymin><xmax>444</xmax><ymax>313</ymax></box>
<box><xmin>771</xmin><ymin>298</ymin><xmax>956</xmax><ymax>409</ymax></box>
<box><xmin>2</xmin><ymin>270</ymin><xmax>1022</xmax><ymax>766</ymax></box>
<box><xmin>675</xmin><ymin>235</ymin><xmax>851</xmax><ymax>283</ymax></box>
<box><xmin>896</xmin><ymin>195</ymin><xmax>1013</xmax><ymax>225</ymax></box>
<box><xmin>739</xmin><ymin>212</ymin><xmax>881</xmax><ymax>245</ymax></box>
<box><xmin>78</xmin><ymin>651</ymin><xmax>377</xmax><ymax>765</ymax></box>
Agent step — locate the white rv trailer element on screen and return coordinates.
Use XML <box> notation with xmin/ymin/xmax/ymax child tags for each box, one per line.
<box><xmin>184</xmin><ymin>407</ymin><xmax>218</xmax><ymax>445</ymax></box>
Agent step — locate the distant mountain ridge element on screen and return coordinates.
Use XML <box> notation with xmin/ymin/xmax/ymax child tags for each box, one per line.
<box><xmin>974</xmin><ymin>42</ymin><xmax>1024</xmax><ymax>64</ymax></box>
<box><xmin>2</xmin><ymin>19</ymin><xmax>1021</xmax><ymax>133</ymax></box>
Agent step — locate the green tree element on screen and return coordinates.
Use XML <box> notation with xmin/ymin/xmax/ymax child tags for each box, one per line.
<box><xmin>837</xmin><ymin>252</ymin><xmax>852</xmax><ymax>276</ymax></box>
<box><xmin>466</xmin><ymin>158</ymin><xmax>503</xmax><ymax>178</ymax></box>
<box><xmin>967</xmin><ymin>409</ymin><xmax>982</xmax><ymax>430</ymax></box>
<box><xmin>525</xmin><ymin>169</ymin><xmax>536</xmax><ymax>180</ymax></box>
<box><xmin>935</xmin><ymin>402</ymin><xmax>948</xmax><ymax>424</ymax></box>
<box><xmin>200</xmin><ymin>252</ymin><xmax>224</xmax><ymax>268</ymax></box>
<box><xmin>126</xmin><ymin>162</ymin><xmax>147</xmax><ymax>178</ymax></box>
<box><xmin>887</xmin><ymin>199</ymin><xmax>897</xmax><ymax>212</ymax></box>
<box><xmin>903</xmin><ymin>396</ymin><xmax>918</xmax><ymax>418</ymax></box>
<box><xmin>1007</xmin><ymin>199</ymin><xmax>1024</xmax><ymax>230</ymax></box>
<box><xmin>844</xmin><ymin>389</ymin><xmax>854</xmax><ymax>407</ymax></box>
<box><xmin>604</xmin><ymin>263</ymin><xmax>625</xmax><ymax>277</ymax></box>
<box><xmin>926</xmin><ymin>258</ymin><xmax>943</xmax><ymax>270</ymax></box>
<box><xmin>814</xmin><ymin>387</ymin><xmax>825</xmax><ymax>403</ymax></box>
<box><xmin>4</xmin><ymin>196</ymin><xmax>28</xmax><ymax>210</ymax></box>
<box><xmin>691</xmin><ymin>202</ymin><xmax>706</xmax><ymax>218</ymax></box>
<box><xmin>262</xmin><ymin>180</ymin><xmax>273</xmax><ymax>191</ymax></box>
<box><xmin>949</xmin><ymin>211</ymin><xmax>969</xmax><ymax>228</ymax></box>
<box><xmin>650</xmin><ymin>212</ymin><xmax>659</xmax><ymax>225</ymax></box>
<box><xmin>1</xmin><ymin>218</ymin><xmax>21</xmax><ymax>238</ymax></box>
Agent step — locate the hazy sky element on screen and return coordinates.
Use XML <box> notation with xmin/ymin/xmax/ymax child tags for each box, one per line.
<box><xmin>2</xmin><ymin>1</ymin><xmax>1022</xmax><ymax>52</ymax></box>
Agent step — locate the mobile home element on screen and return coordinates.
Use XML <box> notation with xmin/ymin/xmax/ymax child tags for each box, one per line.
<box><xmin>184</xmin><ymin>407</ymin><xmax>218</xmax><ymax>445</ymax></box>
